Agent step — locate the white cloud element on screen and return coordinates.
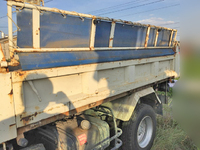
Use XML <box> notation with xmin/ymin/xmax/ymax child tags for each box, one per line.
<box><xmin>136</xmin><ymin>17</ymin><xmax>174</xmax><ymax>26</ymax></box>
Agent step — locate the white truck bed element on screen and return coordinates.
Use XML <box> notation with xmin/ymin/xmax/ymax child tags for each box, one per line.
<box><xmin>0</xmin><ymin>1</ymin><xmax>180</xmax><ymax>144</ymax></box>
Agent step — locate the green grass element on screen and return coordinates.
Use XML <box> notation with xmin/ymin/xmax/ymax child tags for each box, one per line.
<box><xmin>151</xmin><ymin>104</ymin><xmax>198</xmax><ymax>150</ymax></box>
<box><xmin>182</xmin><ymin>55</ymin><xmax>200</xmax><ymax>79</ymax></box>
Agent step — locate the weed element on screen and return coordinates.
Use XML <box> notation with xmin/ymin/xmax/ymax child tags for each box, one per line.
<box><xmin>151</xmin><ymin>104</ymin><xmax>197</xmax><ymax>150</ymax></box>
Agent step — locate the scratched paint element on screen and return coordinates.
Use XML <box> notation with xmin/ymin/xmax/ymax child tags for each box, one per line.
<box><xmin>18</xmin><ymin>48</ymin><xmax>175</xmax><ymax>70</ymax></box>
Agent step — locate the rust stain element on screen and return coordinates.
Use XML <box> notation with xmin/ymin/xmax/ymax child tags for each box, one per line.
<box><xmin>32</xmin><ymin>50</ymin><xmax>39</xmax><ymax>52</ymax></box>
<box><xmin>0</xmin><ymin>43</ymin><xmax>6</xmax><ymax>61</ymax></box>
<box><xmin>35</xmin><ymin>106</ymin><xmax>40</xmax><ymax>110</ymax></box>
<box><xmin>9</xmin><ymin>123</ymin><xmax>16</xmax><ymax>128</ymax></box>
<box><xmin>20</xmin><ymin>111</ymin><xmax>42</xmax><ymax>125</ymax></box>
<box><xmin>8</xmin><ymin>89</ymin><xmax>13</xmax><ymax>104</ymax></box>
<box><xmin>92</xmin><ymin>16</ymin><xmax>96</xmax><ymax>19</ymax></box>
<box><xmin>8</xmin><ymin>89</ymin><xmax>13</xmax><ymax>96</ymax></box>
<box><xmin>17</xmin><ymin>114</ymin><xmax>66</xmax><ymax>136</ymax></box>
<box><xmin>124</xmin><ymin>21</ymin><xmax>129</xmax><ymax>24</ymax></box>
<box><xmin>21</xmin><ymin>116</ymin><xmax>31</xmax><ymax>125</ymax></box>
<box><xmin>0</xmin><ymin>67</ymin><xmax>8</xmax><ymax>73</ymax></box>
<box><xmin>18</xmin><ymin>71</ymin><xmax>26</xmax><ymax>76</ymax></box>
<box><xmin>88</xmin><ymin>102</ymin><xmax>97</xmax><ymax>107</ymax></box>
<box><xmin>172</xmin><ymin>42</ymin><xmax>177</xmax><ymax>53</ymax></box>
<box><xmin>15</xmin><ymin>71</ymin><xmax>27</xmax><ymax>80</ymax></box>
<box><xmin>16</xmin><ymin>81</ymin><xmax>169</xmax><ymax>135</ymax></box>
<box><xmin>90</xmin><ymin>47</ymin><xmax>94</xmax><ymax>51</ymax></box>
<box><xmin>112</xmin><ymin>21</ymin><xmax>116</xmax><ymax>23</ymax></box>
<box><xmin>15</xmin><ymin>77</ymin><xmax>173</xmax><ymax>137</ymax></box>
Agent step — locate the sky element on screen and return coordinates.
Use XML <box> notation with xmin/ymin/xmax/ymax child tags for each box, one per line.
<box><xmin>0</xmin><ymin>0</ymin><xmax>180</xmax><ymax>40</ymax></box>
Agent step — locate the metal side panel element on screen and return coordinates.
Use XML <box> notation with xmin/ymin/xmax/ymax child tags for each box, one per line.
<box><xmin>0</xmin><ymin>73</ymin><xmax>17</xmax><ymax>144</ymax></box>
<box><xmin>40</xmin><ymin>12</ymin><xmax>92</xmax><ymax>48</ymax></box>
<box><xmin>18</xmin><ymin>49</ymin><xmax>175</xmax><ymax>71</ymax></box>
<box><xmin>113</xmin><ymin>24</ymin><xmax>147</xmax><ymax>47</ymax></box>
<box><xmin>148</xmin><ymin>28</ymin><xmax>157</xmax><ymax>47</ymax></box>
<box><xmin>94</xmin><ymin>21</ymin><xmax>111</xmax><ymax>47</ymax></box>
<box><xmin>157</xmin><ymin>29</ymin><xmax>171</xmax><ymax>47</ymax></box>
<box><xmin>17</xmin><ymin>9</ymin><xmax>92</xmax><ymax>48</ymax></box>
<box><xmin>17</xmin><ymin>8</ymin><xmax>33</xmax><ymax>48</ymax></box>
<box><xmin>12</xmin><ymin>56</ymin><xmax>177</xmax><ymax>128</ymax></box>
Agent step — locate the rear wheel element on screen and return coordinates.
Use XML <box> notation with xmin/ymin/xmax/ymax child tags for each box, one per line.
<box><xmin>120</xmin><ymin>104</ymin><xmax>156</xmax><ymax>150</ymax></box>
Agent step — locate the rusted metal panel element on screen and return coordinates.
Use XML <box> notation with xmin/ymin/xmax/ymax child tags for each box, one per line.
<box><xmin>11</xmin><ymin>54</ymin><xmax>177</xmax><ymax>129</ymax></box>
<box><xmin>16</xmin><ymin>91</ymin><xmax>126</xmax><ymax>134</ymax></box>
<box><xmin>15</xmin><ymin>78</ymin><xmax>169</xmax><ymax>135</ymax></box>
<box><xmin>0</xmin><ymin>73</ymin><xmax>17</xmax><ymax>144</ymax></box>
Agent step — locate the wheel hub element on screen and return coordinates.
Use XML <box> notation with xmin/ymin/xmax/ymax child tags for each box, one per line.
<box><xmin>137</xmin><ymin>116</ymin><xmax>153</xmax><ymax>148</ymax></box>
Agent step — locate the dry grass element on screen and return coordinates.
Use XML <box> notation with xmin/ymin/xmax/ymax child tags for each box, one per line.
<box><xmin>151</xmin><ymin>104</ymin><xmax>198</xmax><ymax>150</ymax></box>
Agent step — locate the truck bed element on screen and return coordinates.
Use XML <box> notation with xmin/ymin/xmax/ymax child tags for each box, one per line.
<box><xmin>0</xmin><ymin>1</ymin><xmax>180</xmax><ymax>144</ymax></box>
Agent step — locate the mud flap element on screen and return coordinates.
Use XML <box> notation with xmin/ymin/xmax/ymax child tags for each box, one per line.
<box><xmin>154</xmin><ymin>102</ymin><xmax>163</xmax><ymax>115</ymax></box>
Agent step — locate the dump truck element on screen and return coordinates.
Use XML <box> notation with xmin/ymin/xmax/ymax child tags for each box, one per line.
<box><xmin>0</xmin><ymin>1</ymin><xmax>180</xmax><ymax>150</ymax></box>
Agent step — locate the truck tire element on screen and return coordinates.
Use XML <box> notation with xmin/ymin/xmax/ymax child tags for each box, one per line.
<box><xmin>120</xmin><ymin>104</ymin><xmax>156</xmax><ymax>150</ymax></box>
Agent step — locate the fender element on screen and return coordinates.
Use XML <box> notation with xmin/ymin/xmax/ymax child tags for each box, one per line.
<box><xmin>102</xmin><ymin>87</ymin><xmax>161</xmax><ymax>121</ymax></box>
